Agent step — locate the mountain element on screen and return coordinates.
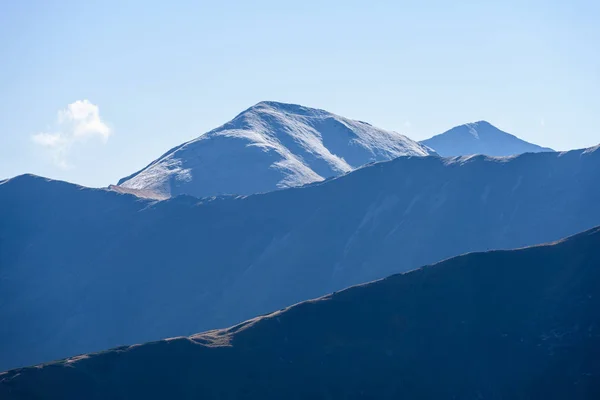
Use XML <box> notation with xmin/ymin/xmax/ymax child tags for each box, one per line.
<box><xmin>117</xmin><ymin>101</ymin><xmax>435</xmax><ymax>198</ymax></box>
<box><xmin>421</xmin><ymin>120</ymin><xmax>554</xmax><ymax>156</ymax></box>
<box><xmin>2</xmin><ymin>226</ymin><xmax>599</xmax><ymax>399</ymax></box>
<box><xmin>1</xmin><ymin>145</ymin><xmax>599</xmax><ymax>371</ymax></box>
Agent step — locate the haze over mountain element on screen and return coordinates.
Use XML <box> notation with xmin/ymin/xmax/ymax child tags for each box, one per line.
<box><xmin>2</xmin><ymin>226</ymin><xmax>599</xmax><ymax>399</ymax></box>
<box><xmin>421</xmin><ymin>120</ymin><xmax>554</xmax><ymax>156</ymax></box>
<box><xmin>1</xmin><ymin>145</ymin><xmax>599</xmax><ymax>371</ymax></box>
<box><xmin>117</xmin><ymin>101</ymin><xmax>434</xmax><ymax>198</ymax></box>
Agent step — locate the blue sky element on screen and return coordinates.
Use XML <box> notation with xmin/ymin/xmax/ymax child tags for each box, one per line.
<box><xmin>1</xmin><ymin>0</ymin><xmax>598</xmax><ymax>187</ymax></box>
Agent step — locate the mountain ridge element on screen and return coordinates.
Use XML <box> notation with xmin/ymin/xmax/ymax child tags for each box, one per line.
<box><xmin>2</xmin><ymin>225</ymin><xmax>599</xmax><ymax>399</ymax></box>
<box><xmin>1</xmin><ymin>144</ymin><xmax>599</xmax><ymax>371</ymax></box>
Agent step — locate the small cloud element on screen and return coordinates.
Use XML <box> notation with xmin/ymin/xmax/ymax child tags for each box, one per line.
<box><xmin>31</xmin><ymin>132</ymin><xmax>71</xmax><ymax>169</ymax></box>
<box><xmin>58</xmin><ymin>100</ymin><xmax>111</xmax><ymax>140</ymax></box>
<box><xmin>32</xmin><ymin>100</ymin><xmax>112</xmax><ymax>168</ymax></box>
<box><xmin>404</xmin><ymin>121</ymin><xmax>411</xmax><ymax>128</ymax></box>
<box><xmin>540</xmin><ymin>118</ymin><xmax>545</xmax><ymax>127</ymax></box>
<box><xmin>31</xmin><ymin>132</ymin><xmax>64</xmax><ymax>147</ymax></box>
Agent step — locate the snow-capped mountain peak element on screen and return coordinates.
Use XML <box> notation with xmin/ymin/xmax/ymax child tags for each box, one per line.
<box><xmin>118</xmin><ymin>101</ymin><xmax>435</xmax><ymax>198</ymax></box>
<box><xmin>421</xmin><ymin>120</ymin><xmax>553</xmax><ymax>157</ymax></box>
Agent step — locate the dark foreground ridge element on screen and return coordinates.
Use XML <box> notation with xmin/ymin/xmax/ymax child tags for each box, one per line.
<box><xmin>2</xmin><ymin>226</ymin><xmax>600</xmax><ymax>399</ymax></box>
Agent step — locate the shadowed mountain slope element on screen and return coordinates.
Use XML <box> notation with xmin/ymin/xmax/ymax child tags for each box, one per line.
<box><xmin>2</xmin><ymin>226</ymin><xmax>599</xmax><ymax>399</ymax></box>
<box><xmin>0</xmin><ymin>145</ymin><xmax>599</xmax><ymax>371</ymax></box>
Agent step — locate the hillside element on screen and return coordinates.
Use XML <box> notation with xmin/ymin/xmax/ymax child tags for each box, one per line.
<box><xmin>0</xmin><ymin>145</ymin><xmax>599</xmax><ymax>371</ymax></box>
<box><xmin>2</xmin><ymin>226</ymin><xmax>599</xmax><ymax>399</ymax></box>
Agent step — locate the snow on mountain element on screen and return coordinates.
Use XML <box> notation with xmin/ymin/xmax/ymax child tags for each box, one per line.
<box><xmin>1</xmin><ymin>145</ymin><xmax>599</xmax><ymax>371</ymax></box>
<box><xmin>117</xmin><ymin>101</ymin><xmax>435</xmax><ymax>198</ymax></box>
<box><xmin>3</xmin><ymin>226</ymin><xmax>600</xmax><ymax>399</ymax></box>
<box><xmin>421</xmin><ymin>120</ymin><xmax>554</xmax><ymax>157</ymax></box>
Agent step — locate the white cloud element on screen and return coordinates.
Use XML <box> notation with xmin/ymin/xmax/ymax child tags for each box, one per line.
<box><xmin>31</xmin><ymin>132</ymin><xmax>64</xmax><ymax>147</ymax></box>
<box><xmin>32</xmin><ymin>100</ymin><xmax>112</xmax><ymax>168</ymax></box>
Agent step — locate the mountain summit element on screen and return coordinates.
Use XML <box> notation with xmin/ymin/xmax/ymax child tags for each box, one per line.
<box><xmin>117</xmin><ymin>101</ymin><xmax>435</xmax><ymax>198</ymax></box>
<box><xmin>421</xmin><ymin>120</ymin><xmax>553</xmax><ymax>157</ymax></box>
